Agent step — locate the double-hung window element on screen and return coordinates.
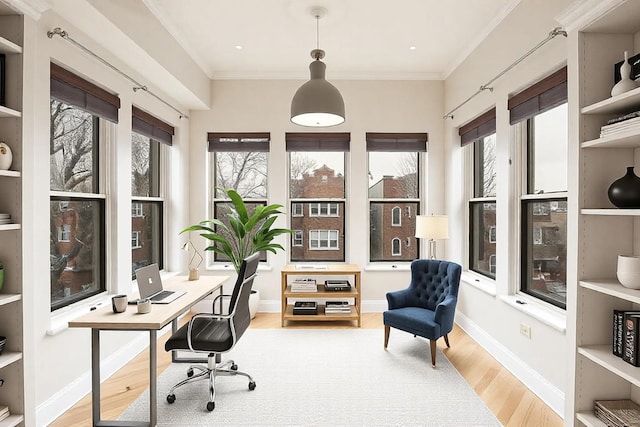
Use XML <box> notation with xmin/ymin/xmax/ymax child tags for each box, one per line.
<box><xmin>208</xmin><ymin>133</ymin><xmax>269</xmax><ymax>264</ymax></box>
<box><xmin>367</xmin><ymin>133</ymin><xmax>426</xmax><ymax>262</ymax></box>
<box><xmin>131</xmin><ymin>107</ymin><xmax>173</xmax><ymax>276</ymax></box>
<box><xmin>287</xmin><ymin>132</ymin><xmax>349</xmax><ymax>262</ymax></box>
<box><xmin>460</xmin><ymin>109</ymin><xmax>497</xmax><ymax>279</ymax></box>
<box><xmin>49</xmin><ymin>63</ymin><xmax>119</xmax><ymax>311</ymax></box>
<box><xmin>509</xmin><ymin>67</ymin><xmax>568</xmax><ymax>309</ymax></box>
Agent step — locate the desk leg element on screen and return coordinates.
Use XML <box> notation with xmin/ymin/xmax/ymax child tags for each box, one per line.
<box><xmin>149</xmin><ymin>330</ymin><xmax>157</xmax><ymax>427</ymax></box>
<box><xmin>91</xmin><ymin>329</ymin><xmax>101</xmax><ymax>426</ymax></box>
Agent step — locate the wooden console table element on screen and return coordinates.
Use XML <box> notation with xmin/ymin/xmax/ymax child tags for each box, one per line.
<box><xmin>281</xmin><ymin>264</ymin><xmax>361</xmax><ymax>327</ymax></box>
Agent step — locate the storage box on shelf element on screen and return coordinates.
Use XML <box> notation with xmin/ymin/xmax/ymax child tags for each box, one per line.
<box><xmin>571</xmin><ymin>1</ymin><xmax>640</xmax><ymax>425</ymax></box>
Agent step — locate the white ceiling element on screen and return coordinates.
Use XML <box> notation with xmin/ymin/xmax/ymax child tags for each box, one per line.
<box><xmin>144</xmin><ymin>0</ymin><xmax>521</xmax><ymax>81</ymax></box>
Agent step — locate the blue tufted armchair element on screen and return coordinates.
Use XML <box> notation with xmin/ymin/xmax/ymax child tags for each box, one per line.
<box><xmin>383</xmin><ymin>259</ymin><xmax>462</xmax><ymax>367</ymax></box>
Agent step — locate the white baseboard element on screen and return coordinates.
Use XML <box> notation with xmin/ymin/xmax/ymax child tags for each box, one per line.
<box><xmin>36</xmin><ymin>325</ymin><xmax>173</xmax><ymax>426</ymax></box>
<box><xmin>454</xmin><ymin>311</ymin><xmax>565</xmax><ymax>418</ymax></box>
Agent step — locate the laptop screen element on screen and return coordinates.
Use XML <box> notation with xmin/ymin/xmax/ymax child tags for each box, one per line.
<box><xmin>135</xmin><ymin>264</ymin><xmax>163</xmax><ymax>299</ymax></box>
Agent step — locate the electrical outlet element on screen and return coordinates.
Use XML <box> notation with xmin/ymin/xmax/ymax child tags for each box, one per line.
<box><xmin>520</xmin><ymin>323</ymin><xmax>531</xmax><ymax>339</ymax></box>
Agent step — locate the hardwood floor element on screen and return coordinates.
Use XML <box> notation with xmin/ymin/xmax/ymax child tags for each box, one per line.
<box><xmin>49</xmin><ymin>313</ymin><xmax>563</xmax><ymax>427</ymax></box>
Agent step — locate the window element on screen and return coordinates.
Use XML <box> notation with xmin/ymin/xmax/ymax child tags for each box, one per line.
<box><xmin>287</xmin><ymin>132</ymin><xmax>349</xmax><ymax>262</ymax></box>
<box><xmin>49</xmin><ymin>63</ymin><xmax>118</xmax><ymax>311</ymax></box>
<box><xmin>293</xmin><ymin>230</ymin><xmax>303</xmax><ymax>246</ymax></box>
<box><xmin>309</xmin><ymin>230</ymin><xmax>339</xmax><ymax>250</ymax></box>
<box><xmin>131</xmin><ymin>107</ymin><xmax>172</xmax><ymax>276</ymax></box>
<box><xmin>391</xmin><ymin>206</ymin><xmax>401</xmax><ymax>226</ymax></box>
<box><xmin>510</xmin><ymin>67</ymin><xmax>568</xmax><ymax>309</ymax></box>
<box><xmin>209</xmin><ymin>133</ymin><xmax>269</xmax><ymax>264</ymax></box>
<box><xmin>367</xmin><ymin>133</ymin><xmax>426</xmax><ymax>263</ymax></box>
<box><xmin>461</xmin><ymin>108</ymin><xmax>497</xmax><ymax>279</ymax></box>
<box><xmin>132</xmin><ymin>231</ymin><xmax>141</xmax><ymax>249</ymax></box>
<box><xmin>391</xmin><ymin>238</ymin><xmax>401</xmax><ymax>256</ymax></box>
<box><xmin>292</xmin><ymin>203</ymin><xmax>303</xmax><ymax>217</ymax></box>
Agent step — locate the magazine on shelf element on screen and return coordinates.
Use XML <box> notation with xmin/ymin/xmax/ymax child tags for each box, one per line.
<box><xmin>325</xmin><ymin>300</ymin><xmax>351</xmax><ymax>313</ymax></box>
<box><xmin>293</xmin><ymin>301</ymin><xmax>318</xmax><ymax>315</ymax></box>
<box><xmin>291</xmin><ymin>278</ymin><xmax>318</xmax><ymax>292</ymax></box>
<box><xmin>324</xmin><ymin>280</ymin><xmax>351</xmax><ymax>291</ymax></box>
<box><xmin>0</xmin><ymin>405</ymin><xmax>10</xmax><ymax>421</ymax></box>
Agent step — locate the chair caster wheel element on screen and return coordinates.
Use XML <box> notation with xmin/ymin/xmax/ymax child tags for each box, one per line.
<box><xmin>207</xmin><ymin>401</ymin><xmax>215</xmax><ymax>411</ymax></box>
<box><xmin>249</xmin><ymin>381</ymin><xmax>256</xmax><ymax>391</ymax></box>
<box><xmin>167</xmin><ymin>394</ymin><xmax>176</xmax><ymax>404</ymax></box>
<box><xmin>187</xmin><ymin>368</ymin><xmax>194</xmax><ymax>377</ymax></box>
<box><xmin>231</xmin><ymin>363</ymin><xmax>238</xmax><ymax>371</ymax></box>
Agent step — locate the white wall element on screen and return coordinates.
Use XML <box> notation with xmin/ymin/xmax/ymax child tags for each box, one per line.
<box><xmin>443</xmin><ymin>0</ymin><xmax>575</xmax><ymax>417</ymax></box>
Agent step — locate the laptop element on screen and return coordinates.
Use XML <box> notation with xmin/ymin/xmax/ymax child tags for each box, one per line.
<box><xmin>134</xmin><ymin>264</ymin><xmax>185</xmax><ymax>304</ymax></box>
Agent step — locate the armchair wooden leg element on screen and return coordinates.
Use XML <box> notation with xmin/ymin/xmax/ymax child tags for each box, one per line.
<box><xmin>444</xmin><ymin>334</ymin><xmax>450</xmax><ymax>348</ymax></box>
<box><xmin>384</xmin><ymin>325</ymin><xmax>390</xmax><ymax>349</ymax></box>
<box><xmin>430</xmin><ymin>339</ymin><xmax>437</xmax><ymax>368</ymax></box>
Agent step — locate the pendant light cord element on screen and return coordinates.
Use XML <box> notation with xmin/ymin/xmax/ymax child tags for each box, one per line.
<box><xmin>316</xmin><ymin>14</ymin><xmax>320</xmax><ymax>50</ymax></box>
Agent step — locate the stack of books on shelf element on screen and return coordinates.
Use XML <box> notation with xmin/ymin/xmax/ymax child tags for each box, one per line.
<box><xmin>293</xmin><ymin>301</ymin><xmax>317</xmax><ymax>315</ymax></box>
<box><xmin>290</xmin><ymin>279</ymin><xmax>317</xmax><ymax>293</ymax></box>
<box><xmin>0</xmin><ymin>213</ymin><xmax>12</xmax><ymax>225</ymax></box>
<box><xmin>324</xmin><ymin>280</ymin><xmax>351</xmax><ymax>292</ymax></box>
<box><xmin>0</xmin><ymin>405</ymin><xmax>10</xmax><ymax>422</ymax></box>
<box><xmin>594</xmin><ymin>399</ymin><xmax>640</xmax><ymax>427</ymax></box>
<box><xmin>600</xmin><ymin>111</ymin><xmax>640</xmax><ymax>138</ymax></box>
<box><xmin>325</xmin><ymin>300</ymin><xmax>350</xmax><ymax>314</ymax></box>
<box><xmin>612</xmin><ymin>310</ymin><xmax>640</xmax><ymax>366</ymax></box>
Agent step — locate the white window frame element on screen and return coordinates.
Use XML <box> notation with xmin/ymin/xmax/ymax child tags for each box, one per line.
<box><xmin>309</xmin><ymin>202</ymin><xmax>339</xmax><ymax>217</ymax></box>
<box><xmin>131</xmin><ymin>202</ymin><xmax>143</xmax><ymax>217</ymax></box>
<box><xmin>309</xmin><ymin>229</ymin><xmax>339</xmax><ymax>250</ymax></box>
<box><xmin>391</xmin><ymin>206</ymin><xmax>401</xmax><ymax>226</ymax></box>
<box><xmin>391</xmin><ymin>238</ymin><xmax>401</xmax><ymax>256</ymax></box>
<box><xmin>58</xmin><ymin>224</ymin><xmax>71</xmax><ymax>242</ymax></box>
<box><xmin>132</xmin><ymin>231</ymin><xmax>141</xmax><ymax>249</ymax></box>
<box><xmin>293</xmin><ymin>230</ymin><xmax>303</xmax><ymax>246</ymax></box>
<box><xmin>292</xmin><ymin>203</ymin><xmax>304</xmax><ymax>217</ymax></box>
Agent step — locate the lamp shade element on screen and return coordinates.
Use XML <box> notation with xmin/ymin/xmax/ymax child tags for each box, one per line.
<box><xmin>415</xmin><ymin>215</ymin><xmax>449</xmax><ymax>240</ymax></box>
<box><xmin>291</xmin><ymin>60</ymin><xmax>345</xmax><ymax>127</ymax></box>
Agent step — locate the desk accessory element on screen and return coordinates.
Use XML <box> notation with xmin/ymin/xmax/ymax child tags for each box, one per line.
<box><xmin>112</xmin><ymin>295</ymin><xmax>127</xmax><ymax>313</ymax></box>
<box><xmin>137</xmin><ymin>298</ymin><xmax>151</xmax><ymax>314</ymax></box>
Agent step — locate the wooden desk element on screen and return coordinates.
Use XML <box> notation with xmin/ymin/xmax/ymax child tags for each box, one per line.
<box><xmin>69</xmin><ymin>275</ymin><xmax>228</xmax><ymax>427</ymax></box>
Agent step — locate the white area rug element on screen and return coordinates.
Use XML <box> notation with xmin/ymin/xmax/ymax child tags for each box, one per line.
<box><xmin>120</xmin><ymin>329</ymin><xmax>501</xmax><ymax>426</ymax></box>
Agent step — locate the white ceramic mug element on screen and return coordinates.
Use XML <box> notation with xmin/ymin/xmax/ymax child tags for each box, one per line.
<box><xmin>137</xmin><ymin>298</ymin><xmax>151</xmax><ymax>314</ymax></box>
<box><xmin>112</xmin><ymin>295</ymin><xmax>128</xmax><ymax>313</ymax></box>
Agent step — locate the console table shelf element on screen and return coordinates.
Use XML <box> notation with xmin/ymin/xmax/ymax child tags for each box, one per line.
<box><xmin>281</xmin><ymin>264</ymin><xmax>361</xmax><ymax>327</ymax></box>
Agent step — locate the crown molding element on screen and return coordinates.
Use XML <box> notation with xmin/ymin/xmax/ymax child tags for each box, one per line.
<box><xmin>556</xmin><ymin>0</ymin><xmax>626</xmax><ymax>33</ymax></box>
<box><xmin>1</xmin><ymin>0</ymin><xmax>52</xmax><ymax>19</ymax></box>
<box><xmin>210</xmin><ymin>70</ymin><xmax>443</xmax><ymax>81</ymax></box>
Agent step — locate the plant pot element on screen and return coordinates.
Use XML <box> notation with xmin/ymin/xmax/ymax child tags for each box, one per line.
<box><xmin>249</xmin><ymin>289</ymin><xmax>259</xmax><ymax>319</ymax></box>
<box><xmin>617</xmin><ymin>255</ymin><xmax>640</xmax><ymax>289</ymax></box>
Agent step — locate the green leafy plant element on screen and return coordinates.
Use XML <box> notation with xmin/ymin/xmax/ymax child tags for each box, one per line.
<box><xmin>181</xmin><ymin>188</ymin><xmax>292</xmax><ymax>272</ymax></box>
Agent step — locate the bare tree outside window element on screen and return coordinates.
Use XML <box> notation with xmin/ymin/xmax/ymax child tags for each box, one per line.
<box><xmin>215</xmin><ymin>152</ymin><xmax>267</xmax><ymax>199</ymax></box>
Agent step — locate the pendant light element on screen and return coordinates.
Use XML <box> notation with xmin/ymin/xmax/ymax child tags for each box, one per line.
<box><xmin>290</xmin><ymin>9</ymin><xmax>345</xmax><ymax>127</ymax></box>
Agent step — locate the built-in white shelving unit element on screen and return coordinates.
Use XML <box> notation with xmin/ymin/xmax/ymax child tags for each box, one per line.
<box><xmin>0</xmin><ymin>12</ymin><xmax>25</xmax><ymax>427</ymax></box>
<box><xmin>567</xmin><ymin>1</ymin><xmax>640</xmax><ymax>425</ymax></box>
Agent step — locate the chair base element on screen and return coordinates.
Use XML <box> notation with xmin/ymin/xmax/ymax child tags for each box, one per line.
<box><xmin>384</xmin><ymin>326</ymin><xmax>450</xmax><ymax>368</ymax></box>
<box><xmin>166</xmin><ymin>353</ymin><xmax>256</xmax><ymax>411</ymax></box>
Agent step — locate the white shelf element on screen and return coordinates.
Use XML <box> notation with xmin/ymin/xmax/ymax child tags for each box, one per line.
<box><xmin>0</xmin><ymin>171</ymin><xmax>19</xmax><ymax>178</ymax></box>
<box><xmin>0</xmin><ymin>36</ymin><xmax>21</xmax><ymax>55</ymax></box>
<box><xmin>0</xmin><ymin>295</ymin><xmax>20</xmax><ymax>307</ymax></box>
<box><xmin>581</xmin><ymin>208</ymin><xmax>640</xmax><ymax>215</ymax></box>
<box><xmin>0</xmin><ymin>352</ymin><xmax>21</xmax><ymax>370</ymax></box>
<box><xmin>576</xmin><ymin>411</ymin><xmax>606</xmax><ymax>427</ymax></box>
<box><xmin>0</xmin><ymin>106</ymin><xmax>20</xmax><ymax>119</ymax></box>
<box><xmin>0</xmin><ymin>415</ymin><xmax>25</xmax><ymax>427</ymax></box>
<box><xmin>582</xmin><ymin>86</ymin><xmax>640</xmax><ymax>115</ymax></box>
<box><xmin>581</xmin><ymin>129</ymin><xmax>640</xmax><ymax>148</ymax></box>
<box><xmin>0</xmin><ymin>225</ymin><xmax>19</xmax><ymax>232</ymax></box>
<box><xmin>579</xmin><ymin>279</ymin><xmax>640</xmax><ymax>304</ymax></box>
<box><xmin>578</xmin><ymin>345</ymin><xmax>640</xmax><ymax>387</ymax></box>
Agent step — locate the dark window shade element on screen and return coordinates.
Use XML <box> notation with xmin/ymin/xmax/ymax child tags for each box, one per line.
<box><xmin>459</xmin><ymin>109</ymin><xmax>496</xmax><ymax>147</ymax></box>
<box><xmin>285</xmin><ymin>132</ymin><xmax>350</xmax><ymax>152</ymax></box>
<box><xmin>50</xmin><ymin>63</ymin><xmax>120</xmax><ymax>123</ymax></box>
<box><xmin>508</xmin><ymin>67</ymin><xmax>567</xmax><ymax>125</ymax></box>
<box><xmin>208</xmin><ymin>132</ymin><xmax>270</xmax><ymax>152</ymax></box>
<box><xmin>132</xmin><ymin>106</ymin><xmax>174</xmax><ymax>146</ymax></box>
<box><xmin>366</xmin><ymin>132</ymin><xmax>428</xmax><ymax>152</ymax></box>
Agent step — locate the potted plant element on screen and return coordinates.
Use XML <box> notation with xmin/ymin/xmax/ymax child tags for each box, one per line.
<box><xmin>181</xmin><ymin>188</ymin><xmax>292</xmax><ymax>318</ymax></box>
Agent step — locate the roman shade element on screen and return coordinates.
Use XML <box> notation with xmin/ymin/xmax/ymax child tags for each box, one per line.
<box><xmin>459</xmin><ymin>108</ymin><xmax>496</xmax><ymax>147</ymax></box>
<box><xmin>366</xmin><ymin>133</ymin><xmax>428</xmax><ymax>152</ymax></box>
<box><xmin>132</xmin><ymin>106</ymin><xmax>174</xmax><ymax>145</ymax></box>
<box><xmin>508</xmin><ymin>67</ymin><xmax>567</xmax><ymax>125</ymax></box>
<box><xmin>285</xmin><ymin>132</ymin><xmax>350</xmax><ymax>152</ymax></box>
<box><xmin>207</xmin><ymin>133</ymin><xmax>270</xmax><ymax>152</ymax></box>
<box><xmin>50</xmin><ymin>62</ymin><xmax>120</xmax><ymax>123</ymax></box>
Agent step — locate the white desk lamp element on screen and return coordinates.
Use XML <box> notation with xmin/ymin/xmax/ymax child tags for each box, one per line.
<box><xmin>181</xmin><ymin>240</ymin><xmax>203</xmax><ymax>281</ymax></box>
<box><xmin>415</xmin><ymin>215</ymin><xmax>449</xmax><ymax>259</ymax></box>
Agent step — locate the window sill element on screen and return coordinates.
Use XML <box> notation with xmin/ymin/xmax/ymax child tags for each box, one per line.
<box><xmin>47</xmin><ymin>293</ymin><xmax>111</xmax><ymax>336</ymax></box>
<box><xmin>206</xmin><ymin>264</ymin><xmax>272</xmax><ymax>273</ymax></box>
<box><xmin>499</xmin><ymin>294</ymin><xmax>566</xmax><ymax>333</ymax></box>
<box><xmin>461</xmin><ymin>271</ymin><xmax>497</xmax><ymax>296</ymax></box>
<box><xmin>364</xmin><ymin>264</ymin><xmax>411</xmax><ymax>272</ymax></box>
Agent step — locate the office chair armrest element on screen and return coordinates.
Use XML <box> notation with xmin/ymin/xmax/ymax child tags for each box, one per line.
<box><xmin>386</xmin><ymin>288</ymin><xmax>411</xmax><ymax>309</ymax></box>
<box><xmin>434</xmin><ymin>295</ymin><xmax>457</xmax><ymax>332</ymax></box>
<box><xmin>185</xmin><ymin>311</ymin><xmax>234</xmax><ymax>352</ymax></box>
<box><xmin>211</xmin><ymin>294</ymin><xmax>232</xmax><ymax>314</ymax></box>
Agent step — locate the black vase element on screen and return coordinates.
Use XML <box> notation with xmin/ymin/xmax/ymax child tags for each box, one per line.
<box><xmin>608</xmin><ymin>166</ymin><xmax>640</xmax><ymax>208</ymax></box>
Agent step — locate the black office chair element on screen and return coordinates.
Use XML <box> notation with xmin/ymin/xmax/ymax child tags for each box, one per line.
<box><xmin>164</xmin><ymin>252</ymin><xmax>260</xmax><ymax>411</ymax></box>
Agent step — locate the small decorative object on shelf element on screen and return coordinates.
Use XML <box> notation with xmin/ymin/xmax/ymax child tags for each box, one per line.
<box><xmin>595</xmin><ymin>399</ymin><xmax>640</xmax><ymax>426</ymax></box>
<box><xmin>293</xmin><ymin>301</ymin><xmax>317</xmax><ymax>315</ymax></box>
<box><xmin>608</xmin><ymin>167</ymin><xmax>640</xmax><ymax>208</ymax></box>
<box><xmin>623</xmin><ymin>312</ymin><xmax>640</xmax><ymax>366</ymax></box>
<box><xmin>0</xmin><ymin>261</ymin><xmax>3</xmax><ymax>291</ymax></box>
<box><xmin>611</xmin><ymin>51</ymin><xmax>638</xmax><ymax>97</ymax></box>
<box><xmin>0</xmin><ymin>336</ymin><xmax>5</xmax><ymax>356</ymax></box>
<box><xmin>617</xmin><ymin>255</ymin><xmax>640</xmax><ymax>289</ymax></box>
<box><xmin>0</xmin><ymin>140</ymin><xmax>12</xmax><ymax>170</ymax></box>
